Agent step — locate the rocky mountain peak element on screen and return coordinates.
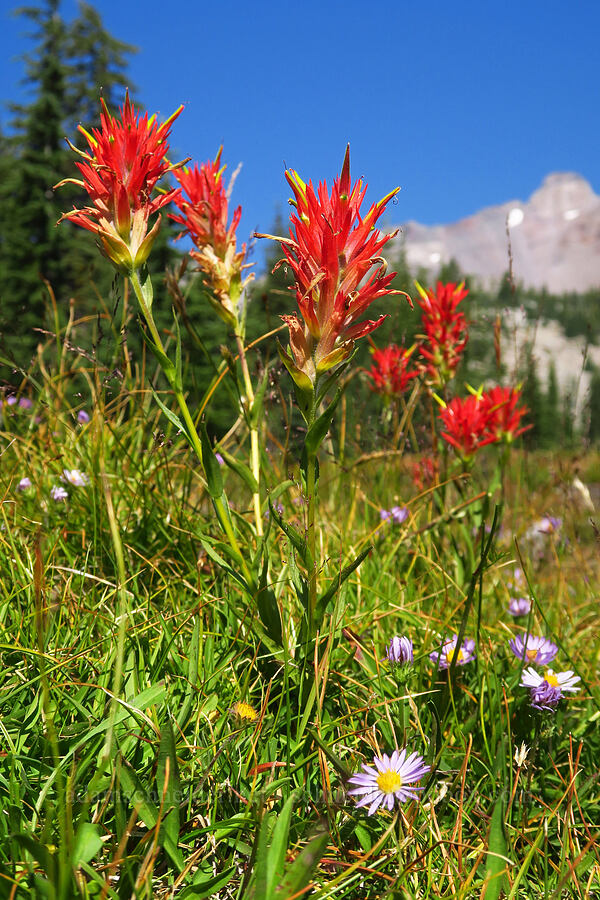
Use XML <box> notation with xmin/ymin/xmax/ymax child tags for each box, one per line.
<box><xmin>396</xmin><ymin>173</ymin><xmax>600</xmax><ymax>293</ymax></box>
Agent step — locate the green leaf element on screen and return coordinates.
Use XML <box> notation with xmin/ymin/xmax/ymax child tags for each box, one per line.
<box><xmin>267</xmin><ymin>791</ymin><xmax>296</xmax><ymax>894</ymax></box>
<box><xmin>117</xmin><ymin>759</ymin><xmax>184</xmax><ymax>871</ymax></box>
<box><xmin>72</xmin><ymin>822</ymin><xmax>103</xmax><ymax>867</ymax></box>
<box><xmin>173</xmin><ymin>312</ymin><xmax>184</xmax><ymax>393</ymax></box>
<box><xmin>151</xmin><ymin>388</ymin><xmax>189</xmax><ymax>443</ymax></box>
<box><xmin>257</xmin><ymin>553</ymin><xmax>282</xmax><ymax>646</ymax></box>
<box><xmin>200</xmin><ymin>422</ymin><xmax>223</xmax><ymax>499</ymax></box>
<box><xmin>11</xmin><ymin>833</ymin><xmax>57</xmax><ymax>881</ymax></box>
<box><xmin>268</xmin><ymin>499</ymin><xmax>313</xmax><ymax>571</ymax></box>
<box><xmin>219</xmin><ymin>449</ymin><xmax>259</xmax><ymax>494</ymax></box>
<box><xmin>138</xmin><ymin>264</ymin><xmax>154</xmax><ymax>310</ymax></box>
<box><xmin>267</xmin><ymin>480</ymin><xmax>295</xmax><ymax>503</ymax></box>
<box><xmin>249</xmin><ymin>369</ymin><xmax>269</xmax><ymax>429</ymax></box>
<box><xmin>304</xmin><ymin>388</ymin><xmax>342</xmax><ymax>459</ymax></box>
<box><xmin>199</xmin><ymin>538</ymin><xmax>251</xmax><ymax>595</ymax></box>
<box><xmin>157</xmin><ymin>716</ymin><xmax>181</xmax><ymax>859</ymax></box>
<box><xmin>306</xmin><ymin>728</ymin><xmax>351</xmax><ymax>780</ymax></box>
<box><xmin>277</xmin><ymin>829</ymin><xmax>329</xmax><ymax>897</ymax></box>
<box><xmin>316</xmin><ymin>544</ymin><xmax>372</xmax><ymax>616</ymax></box>
<box><xmin>484</xmin><ymin>795</ymin><xmax>510</xmax><ymax>900</ymax></box>
<box><xmin>141</xmin><ymin>326</ymin><xmax>177</xmax><ymax>385</ymax></box>
<box><xmin>254</xmin><ymin>810</ymin><xmax>273</xmax><ymax>900</ymax></box>
<box><xmin>179</xmin><ymin>866</ymin><xmax>236</xmax><ymax>898</ymax></box>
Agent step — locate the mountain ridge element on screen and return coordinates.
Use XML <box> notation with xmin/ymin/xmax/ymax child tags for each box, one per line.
<box><xmin>394</xmin><ymin>173</ymin><xmax>600</xmax><ymax>293</ymax></box>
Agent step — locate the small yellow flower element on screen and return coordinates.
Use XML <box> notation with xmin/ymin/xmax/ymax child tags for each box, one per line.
<box><xmin>231</xmin><ymin>701</ymin><xmax>258</xmax><ymax>722</ymax></box>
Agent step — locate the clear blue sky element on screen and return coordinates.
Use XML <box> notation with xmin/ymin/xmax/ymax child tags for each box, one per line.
<box><xmin>2</xmin><ymin>0</ymin><xmax>599</xmax><ymax>269</ymax></box>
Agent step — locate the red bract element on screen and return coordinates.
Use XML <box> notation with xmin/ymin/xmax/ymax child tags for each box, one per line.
<box><xmin>171</xmin><ymin>148</ymin><xmax>252</xmax><ymax>326</ymax></box>
<box><xmin>411</xmin><ymin>456</ymin><xmax>439</xmax><ymax>492</ymax></box>
<box><xmin>484</xmin><ymin>386</ymin><xmax>531</xmax><ymax>443</ymax></box>
<box><xmin>57</xmin><ymin>93</ymin><xmax>183</xmax><ymax>272</ymax></box>
<box><xmin>274</xmin><ymin>146</ymin><xmax>410</xmax><ymax>390</ymax></box>
<box><xmin>416</xmin><ymin>281</ymin><xmax>469</xmax><ymax>387</ymax></box>
<box><xmin>438</xmin><ymin>394</ymin><xmax>497</xmax><ymax>461</ymax></box>
<box><xmin>366</xmin><ymin>344</ymin><xmax>418</xmax><ymax>399</ymax></box>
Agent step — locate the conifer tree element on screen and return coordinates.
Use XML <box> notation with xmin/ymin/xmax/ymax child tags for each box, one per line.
<box><xmin>521</xmin><ymin>347</ymin><xmax>544</xmax><ymax>448</ymax></box>
<box><xmin>0</xmin><ymin>1</ymin><xmax>151</xmax><ymax>374</ymax></box>
<box><xmin>587</xmin><ymin>366</ymin><xmax>600</xmax><ymax>444</ymax></box>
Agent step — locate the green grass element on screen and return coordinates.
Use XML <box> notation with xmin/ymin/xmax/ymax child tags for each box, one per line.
<box><xmin>0</xmin><ymin>320</ymin><xmax>599</xmax><ymax>899</ymax></box>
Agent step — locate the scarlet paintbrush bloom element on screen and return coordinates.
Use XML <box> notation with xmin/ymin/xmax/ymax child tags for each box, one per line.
<box><xmin>416</xmin><ymin>281</ymin><xmax>469</xmax><ymax>387</ymax></box>
<box><xmin>483</xmin><ymin>386</ymin><xmax>531</xmax><ymax>443</ymax></box>
<box><xmin>366</xmin><ymin>344</ymin><xmax>418</xmax><ymax>399</ymax></box>
<box><xmin>57</xmin><ymin>93</ymin><xmax>184</xmax><ymax>273</ymax></box>
<box><xmin>170</xmin><ymin>148</ymin><xmax>253</xmax><ymax>327</ymax></box>
<box><xmin>438</xmin><ymin>393</ymin><xmax>497</xmax><ymax>461</ymax></box>
<box><xmin>272</xmin><ymin>146</ymin><xmax>410</xmax><ymax>391</ymax></box>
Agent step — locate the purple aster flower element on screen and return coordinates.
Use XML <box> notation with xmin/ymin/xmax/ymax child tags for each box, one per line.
<box><xmin>51</xmin><ymin>485</ymin><xmax>68</xmax><ymax>502</ymax></box>
<box><xmin>429</xmin><ymin>634</ymin><xmax>476</xmax><ymax>669</ymax></box>
<box><xmin>509</xmin><ymin>634</ymin><xmax>558</xmax><ymax>666</ymax></box>
<box><xmin>390</xmin><ymin>505</ymin><xmax>409</xmax><ymax>524</ymax></box>
<box><xmin>61</xmin><ymin>469</ymin><xmax>89</xmax><ymax>487</ymax></box>
<box><xmin>537</xmin><ymin>516</ymin><xmax>562</xmax><ymax>535</ymax></box>
<box><xmin>380</xmin><ymin>506</ymin><xmax>409</xmax><ymax>525</ymax></box>
<box><xmin>77</xmin><ymin>410</ymin><xmax>90</xmax><ymax>424</ymax></box>
<box><xmin>520</xmin><ymin>667</ymin><xmax>581</xmax><ymax>711</ymax></box>
<box><xmin>348</xmin><ymin>748</ymin><xmax>430</xmax><ymax>815</ymax></box>
<box><xmin>386</xmin><ymin>636</ymin><xmax>413</xmax><ymax>666</ymax></box>
<box><xmin>17</xmin><ymin>477</ymin><xmax>32</xmax><ymax>491</ymax></box>
<box><xmin>18</xmin><ymin>397</ymin><xmax>32</xmax><ymax>410</ymax></box>
<box><xmin>5</xmin><ymin>395</ymin><xmax>17</xmax><ymax>407</ymax></box>
<box><xmin>508</xmin><ymin>596</ymin><xmax>531</xmax><ymax>617</ymax></box>
<box><xmin>215</xmin><ymin>452</ymin><xmax>225</xmax><ymax>465</ymax></box>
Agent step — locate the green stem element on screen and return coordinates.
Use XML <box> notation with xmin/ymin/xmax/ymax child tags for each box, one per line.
<box><xmin>305</xmin><ymin>397</ymin><xmax>318</xmax><ymax>636</ymax></box>
<box><xmin>234</xmin><ymin>328</ymin><xmax>263</xmax><ymax>536</ymax></box>
<box><xmin>129</xmin><ymin>268</ymin><xmax>255</xmax><ymax>589</ymax></box>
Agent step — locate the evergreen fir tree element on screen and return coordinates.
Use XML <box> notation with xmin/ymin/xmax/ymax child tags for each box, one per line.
<box><xmin>521</xmin><ymin>347</ymin><xmax>544</xmax><ymax>449</ymax></box>
<box><xmin>542</xmin><ymin>361</ymin><xmax>560</xmax><ymax>446</ymax></box>
<box><xmin>0</xmin><ymin>1</ymin><xmax>177</xmax><ymax>377</ymax></box>
<box><xmin>587</xmin><ymin>366</ymin><xmax>600</xmax><ymax>444</ymax></box>
<box><xmin>64</xmin><ymin>1</ymin><xmax>137</xmax><ymax>134</ymax></box>
<box><xmin>0</xmin><ymin>0</ymin><xmax>72</xmax><ymax>368</ymax></box>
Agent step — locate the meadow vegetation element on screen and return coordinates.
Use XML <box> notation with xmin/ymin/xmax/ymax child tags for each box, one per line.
<box><xmin>0</xmin><ymin>83</ymin><xmax>599</xmax><ymax>900</ymax></box>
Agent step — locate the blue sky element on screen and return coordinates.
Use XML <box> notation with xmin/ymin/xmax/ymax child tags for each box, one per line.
<box><xmin>2</xmin><ymin>0</ymin><xmax>599</xmax><ymax>269</ymax></box>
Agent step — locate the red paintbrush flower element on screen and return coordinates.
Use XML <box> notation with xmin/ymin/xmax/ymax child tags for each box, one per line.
<box><xmin>438</xmin><ymin>393</ymin><xmax>497</xmax><ymax>461</ymax></box>
<box><xmin>57</xmin><ymin>92</ymin><xmax>184</xmax><ymax>272</ymax></box>
<box><xmin>416</xmin><ymin>281</ymin><xmax>469</xmax><ymax>387</ymax></box>
<box><xmin>268</xmin><ymin>146</ymin><xmax>410</xmax><ymax>391</ymax></box>
<box><xmin>483</xmin><ymin>385</ymin><xmax>531</xmax><ymax>443</ymax></box>
<box><xmin>366</xmin><ymin>344</ymin><xmax>418</xmax><ymax>399</ymax></box>
<box><xmin>170</xmin><ymin>148</ymin><xmax>253</xmax><ymax>326</ymax></box>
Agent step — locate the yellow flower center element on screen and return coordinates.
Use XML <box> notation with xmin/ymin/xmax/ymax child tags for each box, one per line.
<box><xmin>376</xmin><ymin>770</ymin><xmax>403</xmax><ymax>794</ymax></box>
<box><xmin>234</xmin><ymin>701</ymin><xmax>257</xmax><ymax>721</ymax></box>
<box><xmin>446</xmin><ymin>647</ymin><xmax>464</xmax><ymax>664</ymax></box>
<box><xmin>544</xmin><ymin>672</ymin><xmax>559</xmax><ymax>687</ymax></box>
<box><xmin>526</xmin><ymin>648</ymin><xmax>538</xmax><ymax>661</ymax></box>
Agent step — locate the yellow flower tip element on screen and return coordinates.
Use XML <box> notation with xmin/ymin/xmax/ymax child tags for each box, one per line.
<box><xmin>465</xmin><ymin>382</ymin><xmax>484</xmax><ymax>399</ymax></box>
<box><xmin>232</xmin><ymin>701</ymin><xmax>258</xmax><ymax>722</ymax></box>
<box><xmin>414</xmin><ymin>280</ymin><xmax>429</xmax><ymax>301</ymax></box>
<box><xmin>77</xmin><ymin>124</ymin><xmax>97</xmax><ymax>148</ymax></box>
<box><xmin>159</xmin><ymin>104</ymin><xmax>185</xmax><ymax>135</ymax></box>
<box><xmin>544</xmin><ymin>671</ymin><xmax>559</xmax><ymax>687</ymax></box>
<box><xmin>446</xmin><ymin>647</ymin><xmax>464</xmax><ymax>665</ymax></box>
